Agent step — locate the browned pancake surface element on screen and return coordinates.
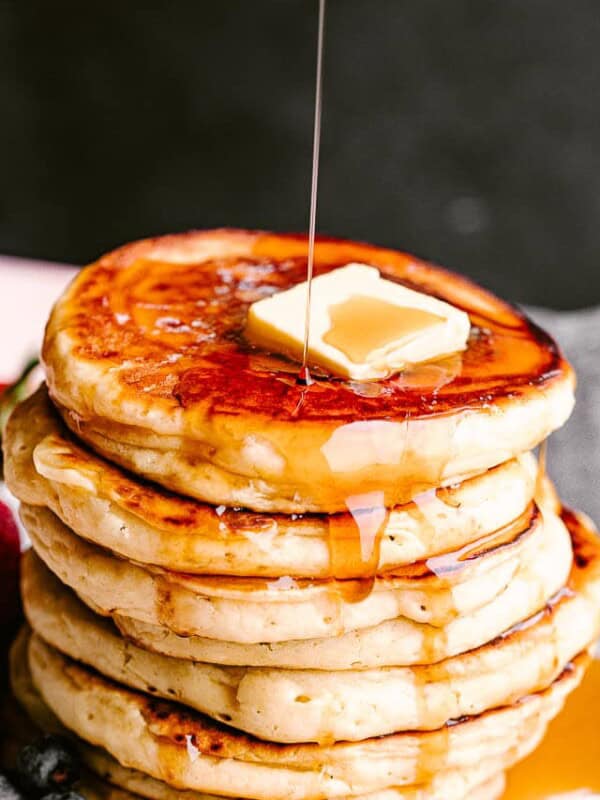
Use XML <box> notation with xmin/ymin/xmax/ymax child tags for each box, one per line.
<box><xmin>44</xmin><ymin>230</ymin><xmax>571</xmax><ymax>424</ymax></box>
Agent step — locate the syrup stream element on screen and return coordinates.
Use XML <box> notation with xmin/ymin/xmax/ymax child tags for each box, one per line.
<box><xmin>536</xmin><ymin>439</ymin><xmax>548</xmax><ymax>499</ymax></box>
<box><xmin>299</xmin><ymin>0</ymin><xmax>326</xmax><ymax>383</ymax></box>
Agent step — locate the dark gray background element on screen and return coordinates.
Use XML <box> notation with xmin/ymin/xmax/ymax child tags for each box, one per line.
<box><xmin>3</xmin><ymin>0</ymin><xmax>600</xmax><ymax>308</ymax></box>
<box><xmin>528</xmin><ymin>307</ymin><xmax>600</xmax><ymax>520</ymax></box>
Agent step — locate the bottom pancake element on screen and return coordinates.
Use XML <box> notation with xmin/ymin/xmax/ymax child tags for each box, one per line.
<box><xmin>10</xmin><ymin>629</ymin><xmax>509</xmax><ymax>800</ymax></box>
<box><xmin>19</xmin><ymin>627</ymin><xmax>584</xmax><ymax>800</ymax></box>
<box><xmin>71</xmin><ymin>770</ymin><xmax>508</xmax><ymax>800</ymax></box>
<box><xmin>63</xmin><ymin>754</ymin><xmax>510</xmax><ymax>800</ymax></box>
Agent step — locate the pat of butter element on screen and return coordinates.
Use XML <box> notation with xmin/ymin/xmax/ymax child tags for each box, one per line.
<box><xmin>245</xmin><ymin>264</ymin><xmax>470</xmax><ymax>380</ymax></box>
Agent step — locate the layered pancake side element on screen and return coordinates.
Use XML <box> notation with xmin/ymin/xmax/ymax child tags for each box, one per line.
<box><xmin>6</xmin><ymin>631</ymin><xmax>509</xmax><ymax>800</ymax></box>
<box><xmin>15</xmin><ymin>628</ymin><xmax>586</xmax><ymax>800</ymax></box>
<box><xmin>20</xmin><ymin>512</ymin><xmax>600</xmax><ymax>742</ymax></box>
<box><xmin>42</xmin><ymin>230</ymin><xmax>575</xmax><ymax>511</ymax></box>
<box><xmin>5</xmin><ymin>386</ymin><xmax>538</xmax><ymax>578</ymax></box>
<box><xmin>3</xmin><ymin>228</ymin><xmax>594</xmax><ymax>800</ymax></box>
<box><xmin>19</xmin><ymin>500</ymin><xmax>570</xmax><ymax>643</ymax></box>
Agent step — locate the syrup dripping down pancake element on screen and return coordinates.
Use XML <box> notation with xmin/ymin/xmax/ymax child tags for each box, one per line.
<box><xmin>20</xmin><ymin>515</ymin><xmax>600</xmax><ymax>743</ymax></box>
<box><xmin>6</xmin><ymin>651</ymin><xmax>508</xmax><ymax>800</ymax></box>
<box><xmin>7</xmin><ymin>628</ymin><xmax>508</xmax><ymax>800</ymax></box>
<box><xmin>41</xmin><ymin>230</ymin><xmax>575</xmax><ymax>512</ymax></box>
<box><xmin>5</xmin><ymin>385</ymin><xmax>537</xmax><ymax>579</ymax></box>
<box><xmin>19</xmin><ymin>499</ymin><xmax>569</xmax><ymax>644</ymax></box>
<box><xmin>14</xmin><ymin>626</ymin><xmax>586</xmax><ymax>800</ymax></box>
<box><xmin>113</xmin><ymin>505</ymin><xmax>586</xmax><ymax>670</ymax></box>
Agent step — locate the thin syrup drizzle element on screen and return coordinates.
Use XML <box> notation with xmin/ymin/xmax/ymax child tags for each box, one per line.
<box><xmin>536</xmin><ymin>439</ymin><xmax>548</xmax><ymax>499</ymax></box>
<box><xmin>299</xmin><ymin>0</ymin><xmax>326</xmax><ymax>384</ymax></box>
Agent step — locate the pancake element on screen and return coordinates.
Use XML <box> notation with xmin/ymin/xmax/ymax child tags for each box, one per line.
<box><xmin>22</xmin><ymin>528</ymin><xmax>600</xmax><ymax>743</ymax></box>
<box><xmin>24</xmin><ymin>630</ymin><xmax>582</xmax><ymax>800</ymax></box>
<box><xmin>8</xmin><ymin>632</ymin><xmax>508</xmax><ymax>800</ymax></box>
<box><xmin>20</xmin><ymin>501</ymin><xmax>569</xmax><ymax>643</ymax></box>
<box><xmin>114</xmin><ymin>504</ymin><xmax>581</xmax><ymax>669</ymax></box>
<box><xmin>9</xmin><ymin>629</ymin><xmax>510</xmax><ymax>800</ymax></box>
<box><xmin>64</xmin><ymin>761</ymin><xmax>508</xmax><ymax>800</ymax></box>
<box><xmin>5</xmin><ymin>385</ymin><xmax>537</xmax><ymax>578</ymax></box>
<box><xmin>41</xmin><ymin>229</ymin><xmax>574</xmax><ymax>513</ymax></box>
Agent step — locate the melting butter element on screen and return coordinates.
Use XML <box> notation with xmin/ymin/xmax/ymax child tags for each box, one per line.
<box><xmin>324</xmin><ymin>295</ymin><xmax>445</xmax><ymax>363</ymax></box>
<box><xmin>245</xmin><ymin>263</ymin><xmax>470</xmax><ymax>380</ymax></box>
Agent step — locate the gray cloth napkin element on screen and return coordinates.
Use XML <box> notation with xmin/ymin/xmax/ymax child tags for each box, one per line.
<box><xmin>527</xmin><ymin>306</ymin><xmax>600</xmax><ymax>525</ymax></box>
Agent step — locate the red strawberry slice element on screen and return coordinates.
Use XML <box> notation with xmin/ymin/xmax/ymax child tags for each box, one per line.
<box><xmin>0</xmin><ymin>499</ymin><xmax>21</xmax><ymax>628</ymax></box>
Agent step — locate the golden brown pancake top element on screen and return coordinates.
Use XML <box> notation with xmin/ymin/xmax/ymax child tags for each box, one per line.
<box><xmin>44</xmin><ymin>230</ymin><xmax>571</xmax><ymax>423</ymax></box>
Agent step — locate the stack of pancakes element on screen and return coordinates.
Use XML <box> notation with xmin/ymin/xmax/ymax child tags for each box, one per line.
<box><xmin>4</xmin><ymin>230</ymin><xmax>600</xmax><ymax>800</ymax></box>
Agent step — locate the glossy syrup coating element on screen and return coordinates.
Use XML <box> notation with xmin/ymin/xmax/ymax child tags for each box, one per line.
<box><xmin>47</xmin><ymin>230</ymin><xmax>569</xmax><ymax>422</ymax></box>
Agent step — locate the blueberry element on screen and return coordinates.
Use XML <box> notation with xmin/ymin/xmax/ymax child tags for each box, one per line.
<box><xmin>0</xmin><ymin>773</ymin><xmax>25</xmax><ymax>799</ymax></box>
<box><xmin>16</xmin><ymin>735</ymin><xmax>79</xmax><ymax>792</ymax></box>
<box><xmin>41</xmin><ymin>793</ymin><xmax>85</xmax><ymax>800</ymax></box>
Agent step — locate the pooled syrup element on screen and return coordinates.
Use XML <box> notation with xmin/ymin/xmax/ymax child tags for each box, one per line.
<box><xmin>503</xmin><ymin>653</ymin><xmax>600</xmax><ymax>798</ymax></box>
<box><xmin>502</xmin><ymin>448</ymin><xmax>600</xmax><ymax>797</ymax></box>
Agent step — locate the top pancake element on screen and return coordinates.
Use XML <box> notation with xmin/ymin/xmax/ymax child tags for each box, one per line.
<box><xmin>43</xmin><ymin>229</ymin><xmax>574</xmax><ymax>511</ymax></box>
